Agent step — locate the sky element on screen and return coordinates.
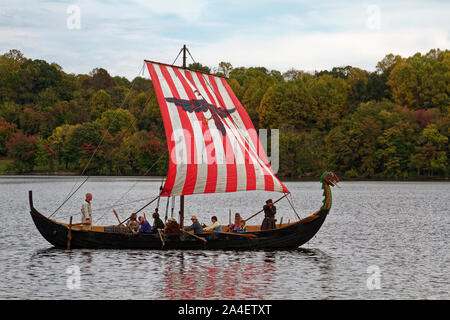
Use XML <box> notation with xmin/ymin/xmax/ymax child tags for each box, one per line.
<box><xmin>0</xmin><ymin>0</ymin><xmax>449</xmax><ymax>79</ymax></box>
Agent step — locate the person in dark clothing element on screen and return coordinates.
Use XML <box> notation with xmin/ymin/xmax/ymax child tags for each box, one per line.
<box><xmin>260</xmin><ymin>199</ymin><xmax>276</xmax><ymax>231</ymax></box>
<box><xmin>165</xmin><ymin>217</ymin><xmax>181</xmax><ymax>234</ymax></box>
<box><xmin>138</xmin><ymin>216</ymin><xmax>152</xmax><ymax>233</ymax></box>
<box><xmin>151</xmin><ymin>211</ymin><xmax>165</xmax><ymax>233</ymax></box>
<box><xmin>184</xmin><ymin>215</ymin><xmax>203</xmax><ymax>235</ymax></box>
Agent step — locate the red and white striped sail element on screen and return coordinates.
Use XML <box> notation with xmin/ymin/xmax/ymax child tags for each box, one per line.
<box><xmin>146</xmin><ymin>61</ymin><xmax>289</xmax><ymax>197</ymax></box>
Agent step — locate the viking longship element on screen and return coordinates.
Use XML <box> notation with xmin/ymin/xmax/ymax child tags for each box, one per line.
<box><xmin>29</xmin><ymin>46</ymin><xmax>339</xmax><ymax>250</ymax></box>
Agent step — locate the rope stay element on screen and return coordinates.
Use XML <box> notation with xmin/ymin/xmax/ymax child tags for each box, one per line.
<box><xmin>172</xmin><ymin>45</ymin><xmax>197</xmax><ymax>67</ymax></box>
<box><xmin>286</xmin><ymin>193</ymin><xmax>301</xmax><ymax>220</ymax></box>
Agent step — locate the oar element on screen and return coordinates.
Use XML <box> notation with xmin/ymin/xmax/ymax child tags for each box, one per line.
<box><xmin>212</xmin><ymin>231</ymin><xmax>257</xmax><ymax>238</ymax></box>
<box><xmin>134</xmin><ymin>196</ymin><xmax>160</xmax><ymax>214</ymax></box>
<box><xmin>113</xmin><ymin>210</ymin><xmax>122</xmax><ymax>225</ymax></box>
<box><xmin>118</xmin><ymin>216</ymin><xmax>131</xmax><ymax>226</ymax></box>
<box><xmin>181</xmin><ymin>229</ymin><xmax>207</xmax><ymax>243</ymax></box>
<box><xmin>67</xmin><ymin>216</ymin><xmax>73</xmax><ymax>250</ymax></box>
<box><xmin>157</xmin><ymin>229</ymin><xmax>165</xmax><ymax>249</ymax></box>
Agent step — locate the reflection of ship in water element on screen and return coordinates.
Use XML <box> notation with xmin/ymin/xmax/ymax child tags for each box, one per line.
<box><xmin>158</xmin><ymin>249</ymin><xmax>333</xmax><ymax>300</ymax></box>
<box><xmin>160</xmin><ymin>251</ymin><xmax>277</xmax><ymax>300</ymax></box>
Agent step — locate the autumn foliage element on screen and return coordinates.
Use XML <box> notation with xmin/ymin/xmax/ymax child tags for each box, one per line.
<box><xmin>0</xmin><ymin>48</ymin><xmax>448</xmax><ymax>178</ymax></box>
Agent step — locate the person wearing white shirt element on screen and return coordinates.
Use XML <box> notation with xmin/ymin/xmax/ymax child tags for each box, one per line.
<box><xmin>81</xmin><ymin>193</ymin><xmax>93</xmax><ymax>230</ymax></box>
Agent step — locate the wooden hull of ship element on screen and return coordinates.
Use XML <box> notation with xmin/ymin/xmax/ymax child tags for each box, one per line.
<box><xmin>29</xmin><ymin>191</ymin><xmax>328</xmax><ymax>250</ymax></box>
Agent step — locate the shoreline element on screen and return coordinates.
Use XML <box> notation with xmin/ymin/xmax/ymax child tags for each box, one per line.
<box><xmin>0</xmin><ymin>172</ymin><xmax>448</xmax><ymax>182</ymax></box>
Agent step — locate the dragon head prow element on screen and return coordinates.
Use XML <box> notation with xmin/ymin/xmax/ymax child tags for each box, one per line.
<box><xmin>321</xmin><ymin>171</ymin><xmax>340</xmax><ymax>187</ymax></box>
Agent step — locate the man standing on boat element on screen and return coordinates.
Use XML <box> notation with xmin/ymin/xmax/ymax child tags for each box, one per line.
<box><xmin>261</xmin><ymin>199</ymin><xmax>276</xmax><ymax>231</ymax></box>
<box><xmin>81</xmin><ymin>193</ymin><xmax>92</xmax><ymax>231</ymax></box>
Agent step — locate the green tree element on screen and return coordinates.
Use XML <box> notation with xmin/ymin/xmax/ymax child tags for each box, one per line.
<box><xmin>98</xmin><ymin>108</ymin><xmax>136</xmax><ymax>136</ymax></box>
<box><xmin>217</xmin><ymin>62</ymin><xmax>233</xmax><ymax>77</ymax></box>
<box><xmin>188</xmin><ymin>62</ymin><xmax>211</xmax><ymax>73</ymax></box>
<box><xmin>412</xmin><ymin>124</ymin><xmax>448</xmax><ymax>176</ymax></box>
<box><xmin>130</xmin><ymin>76</ymin><xmax>153</xmax><ymax>93</ymax></box>
<box><xmin>90</xmin><ymin>89</ymin><xmax>113</xmax><ymax>120</ymax></box>
<box><xmin>376</xmin><ymin>120</ymin><xmax>416</xmax><ymax>178</ymax></box>
<box><xmin>64</xmin><ymin>122</ymin><xmax>110</xmax><ymax>172</ymax></box>
<box><xmin>19</xmin><ymin>108</ymin><xmax>43</xmax><ymax>135</ymax></box>
<box><xmin>307</xmin><ymin>75</ymin><xmax>350</xmax><ymax>130</ymax></box>
<box><xmin>259</xmin><ymin>81</ymin><xmax>315</xmax><ymax>130</ymax></box>
<box><xmin>279</xmin><ymin>129</ymin><xmax>327</xmax><ymax>178</ymax></box>
<box><xmin>387</xmin><ymin>49</ymin><xmax>450</xmax><ymax>110</ymax></box>
<box><xmin>90</xmin><ymin>68</ymin><xmax>114</xmax><ymax>92</ymax></box>
<box><xmin>47</xmin><ymin>124</ymin><xmax>74</xmax><ymax>171</ymax></box>
<box><xmin>116</xmin><ymin>130</ymin><xmax>166</xmax><ymax>175</ymax></box>
<box><xmin>0</xmin><ymin>101</ymin><xmax>22</xmax><ymax>125</ymax></box>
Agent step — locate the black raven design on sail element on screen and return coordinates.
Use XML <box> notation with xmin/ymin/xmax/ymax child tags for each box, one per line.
<box><xmin>165</xmin><ymin>97</ymin><xmax>236</xmax><ymax>136</ymax></box>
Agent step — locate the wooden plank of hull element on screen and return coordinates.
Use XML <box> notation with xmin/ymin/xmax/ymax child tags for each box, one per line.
<box><xmin>29</xmin><ymin>192</ymin><xmax>328</xmax><ymax>250</ymax></box>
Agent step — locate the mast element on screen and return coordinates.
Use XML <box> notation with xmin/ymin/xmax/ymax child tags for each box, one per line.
<box><xmin>182</xmin><ymin>44</ymin><xmax>187</xmax><ymax>69</ymax></box>
<box><xmin>179</xmin><ymin>44</ymin><xmax>187</xmax><ymax>228</ymax></box>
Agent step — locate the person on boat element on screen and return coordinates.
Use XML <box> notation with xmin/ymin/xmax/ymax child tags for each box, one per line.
<box><xmin>165</xmin><ymin>217</ymin><xmax>182</xmax><ymax>234</ymax></box>
<box><xmin>81</xmin><ymin>193</ymin><xmax>93</xmax><ymax>231</ymax></box>
<box><xmin>138</xmin><ymin>216</ymin><xmax>152</xmax><ymax>233</ymax></box>
<box><xmin>237</xmin><ymin>220</ymin><xmax>248</xmax><ymax>233</ymax></box>
<box><xmin>184</xmin><ymin>216</ymin><xmax>203</xmax><ymax>235</ymax></box>
<box><xmin>261</xmin><ymin>199</ymin><xmax>277</xmax><ymax>231</ymax></box>
<box><xmin>228</xmin><ymin>213</ymin><xmax>243</xmax><ymax>232</ymax></box>
<box><xmin>151</xmin><ymin>211</ymin><xmax>165</xmax><ymax>233</ymax></box>
<box><xmin>127</xmin><ymin>213</ymin><xmax>139</xmax><ymax>233</ymax></box>
<box><xmin>203</xmin><ymin>216</ymin><xmax>222</xmax><ymax>232</ymax></box>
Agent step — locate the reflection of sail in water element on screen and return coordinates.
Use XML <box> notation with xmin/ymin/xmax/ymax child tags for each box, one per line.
<box><xmin>160</xmin><ymin>251</ymin><xmax>276</xmax><ymax>300</ymax></box>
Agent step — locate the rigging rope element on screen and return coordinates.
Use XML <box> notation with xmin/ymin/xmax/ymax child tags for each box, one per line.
<box><xmin>171</xmin><ymin>48</ymin><xmax>183</xmax><ymax>66</ymax></box>
<box><xmin>94</xmin><ymin>154</ymin><xmax>165</xmax><ymax>224</ymax></box>
<box><xmin>286</xmin><ymin>193</ymin><xmax>301</xmax><ymax>220</ymax></box>
<box><xmin>172</xmin><ymin>46</ymin><xmax>196</xmax><ymax>67</ymax></box>
<box><xmin>56</xmin><ymin>196</ymin><xmax>155</xmax><ymax>220</ymax></box>
<box><xmin>186</xmin><ymin>47</ymin><xmax>196</xmax><ymax>65</ymax></box>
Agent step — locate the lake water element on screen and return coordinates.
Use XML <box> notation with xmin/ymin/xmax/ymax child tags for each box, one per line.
<box><xmin>0</xmin><ymin>176</ymin><xmax>448</xmax><ymax>300</ymax></box>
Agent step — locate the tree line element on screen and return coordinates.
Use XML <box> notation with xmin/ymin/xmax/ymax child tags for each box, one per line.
<box><xmin>0</xmin><ymin>48</ymin><xmax>448</xmax><ymax>179</ymax></box>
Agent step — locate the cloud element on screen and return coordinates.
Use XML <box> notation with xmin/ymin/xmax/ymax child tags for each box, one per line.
<box><xmin>132</xmin><ymin>0</ymin><xmax>210</xmax><ymax>23</ymax></box>
<box><xmin>0</xmin><ymin>0</ymin><xmax>448</xmax><ymax>79</ymax></box>
<box><xmin>190</xmin><ymin>27</ymin><xmax>448</xmax><ymax>74</ymax></box>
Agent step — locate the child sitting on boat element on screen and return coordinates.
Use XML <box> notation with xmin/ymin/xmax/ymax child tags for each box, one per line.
<box><xmin>237</xmin><ymin>220</ymin><xmax>247</xmax><ymax>233</ymax></box>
